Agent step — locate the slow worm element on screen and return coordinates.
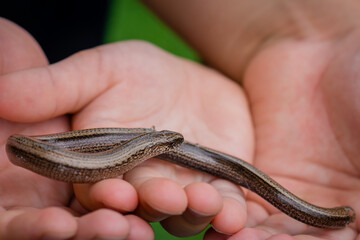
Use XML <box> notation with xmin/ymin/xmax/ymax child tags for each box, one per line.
<box><xmin>6</xmin><ymin>128</ymin><xmax>356</xmax><ymax>228</ymax></box>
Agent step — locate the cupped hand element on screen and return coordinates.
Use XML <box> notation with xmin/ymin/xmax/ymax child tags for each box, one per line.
<box><xmin>205</xmin><ymin>33</ymin><xmax>360</xmax><ymax>239</ymax></box>
<box><xmin>0</xmin><ymin>19</ymin><xmax>254</xmax><ymax>237</ymax></box>
<box><xmin>0</xmin><ymin>18</ymin><xmax>155</xmax><ymax>240</ymax></box>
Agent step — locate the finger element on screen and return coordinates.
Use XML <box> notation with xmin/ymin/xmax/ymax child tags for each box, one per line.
<box><xmin>125</xmin><ymin>215</ymin><xmax>155</xmax><ymax>240</ymax></box>
<box><xmin>210</xmin><ymin>179</ymin><xmax>247</xmax><ymax>235</ymax></box>
<box><xmin>0</xmin><ymin>18</ymin><xmax>47</xmax><ymax>74</ymax></box>
<box><xmin>266</xmin><ymin>235</ymin><xmax>297</xmax><ymax>240</ymax></box>
<box><xmin>223</xmin><ymin>228</ymin><xmax>297</xmax><ymax>240</ymax></box>
<box><xmin>0</xmin><ymin>47</ymin><xmax>106</xmax><ymax>122</ymax></box>
<box><xmin>245</xmin><ymin>200</ymin><xmax>269</xmax><ymax>227</ymax></box>
<box><xmin>221</xmin><ymin>214</ymin><xmax>357</xmax><ymax>240</ymax></box>
<box><xmin>160</xmin><ymin>182</ymin><xmax>222</xmax><ymax>237</ymax></box>
<box><xmin>260</xmin><ymin>213</ymin><xmax>308</xmax><ymax>234</ymax></box>
<box><xmin>126</xmin><ymin>170</ymin><xmax>188</xmax><ymax>222</ymax></box>
<box><xmin>209</xmin><ymin>228</ymin><xmax>272</xmax><ymax>240</ymax></box>
<box><xmin>136</xmin><ymin>178</ymin><xmax>188</xmax><ymax>221</ymax></box>
<box><xmin>73</xmin><ymin>178</ymin><xmax>138</xmax><ymax>212</ymax></box>
<box><xmin>124</xmin><ymin>160</ymin><xmax>189</xmax><ymax>222</ymax></box>
<box><xmin>203</xmin><ymin>229</ymin><xmax>229</xmax><ymax>240</ymax></box>
<box><xmin>0</xmin><ymin>207</ymin><xmax>77</xmax><ymax>240</ymax></box>
<box><xmin>0</xmin><ymin>40</ymin><xmax>170</xmax><ymax>122</ymax></box>
<box><xmin>74</xmin><ymin>209</ymin><xmax>130</xmax><ymax>240</ymax></box>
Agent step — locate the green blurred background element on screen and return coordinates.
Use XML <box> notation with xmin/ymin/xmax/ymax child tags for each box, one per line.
<box><xmin>104</xmin><ymin>0</ymin><xmax>205</xmax><ymax>239</ymax></box>
<box><xmin>104</xmin><ymin>0</ymin><xmax>200</xmax><ymax>61</ymax></box>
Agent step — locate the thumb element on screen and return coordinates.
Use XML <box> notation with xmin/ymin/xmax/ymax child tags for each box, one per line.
<box><xmin>0</xmin><ymin>17</ymin><xmax>48</xmax><ymax>74</ymax></box>
<box><xmin>0</xmin><ymin>43</ymin><xmax>120</xmax><ymax>122</ymax></box>
<box><xmin>0</xmin><ymin>40</ymin><xmax>180</xmax><ymax>123</ymax></box>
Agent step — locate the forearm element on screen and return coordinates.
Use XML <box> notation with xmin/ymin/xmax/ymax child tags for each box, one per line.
<box><xmin>142</xmin><ymin>0</ymin><xmax>360</xmax><ymax>82</ymax></box>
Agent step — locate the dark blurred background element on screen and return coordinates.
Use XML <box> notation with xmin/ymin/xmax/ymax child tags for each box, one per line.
<box><xmin>0</xmin><ymin>0</ymin><xmax>109</xmax><ymax>63</ymax></box>
<box><xmin>0</xmin><ymin>0</ymin><xmax>199</xmax><ymax>64</ymax></box>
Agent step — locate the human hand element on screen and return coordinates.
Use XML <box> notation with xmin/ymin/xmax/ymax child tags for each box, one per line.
<box><xmin>0</xmin><ymin>18</ymin><xmax>156</xmax><ymax>240</ymax></box>
<box><xmin>0</xmin><ymin>19</ymin><xmax>254</xmax><ymax>238</ymax></box>
<box><xmin>205</xmin><ymin>27</ymin><xmax>360</xmax><ymax>240</ymax></box>
<box><xmin>142</xmin><ymin>1</ymin><xmax>360</xmax><ymax>238</ymax></box>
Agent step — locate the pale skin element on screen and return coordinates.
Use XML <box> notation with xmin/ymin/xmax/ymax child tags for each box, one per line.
<box><xmin>0</xmin><ymin>0</ymin><xmax>360</xmax><ymax>239</ymax></box>
<box><xmin>143</xmin><ymin>1</ymin><xmax>360</xmax><ymax>239</ymax></box>
<box><xmin>0</xmin><ymin>18</ymin><xmax>251</xmax><ymax>239</ymax></box>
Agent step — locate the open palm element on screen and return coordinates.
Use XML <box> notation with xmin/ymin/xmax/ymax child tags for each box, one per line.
<box><xmin>212</xmin><ymin>35</ymin><xmax>360</xmax><ymax>240</ymax></box>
